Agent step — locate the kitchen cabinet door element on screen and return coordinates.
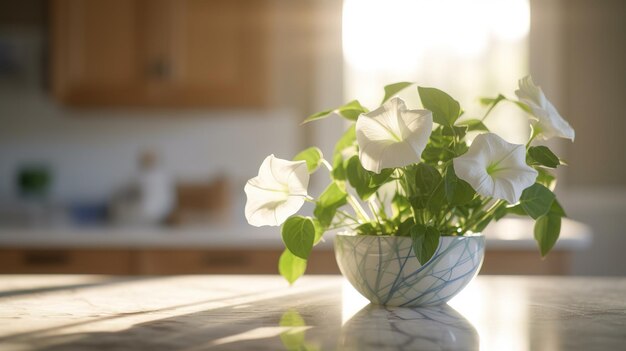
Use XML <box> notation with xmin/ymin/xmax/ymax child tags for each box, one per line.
<box><xmin>51</xmin><ymin>0</ymin><xmax>271</xmax><ymax>107</ymax></box>
<box><xmin>0</xmin><ymin>249</ymin><xmax>134</xmax><ymax>274</ymax></box>
<box><xmin>160</xmin><ymin>0</ymin><xmax>271</xmax><ymax>106</ymax></box>
<box><xmin>51</xmin><ymin>0</ymin><xmax>143</xmax><ymax>105</ymax></box>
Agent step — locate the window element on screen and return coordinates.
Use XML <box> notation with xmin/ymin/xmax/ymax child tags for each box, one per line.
<box><xmin>343</xmin><ymin>0</ymin><xmax>531</xmax><ymax>143</ymax></box>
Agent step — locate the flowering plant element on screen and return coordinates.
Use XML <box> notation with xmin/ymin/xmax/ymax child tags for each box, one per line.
<box><xmin>245</xmin><ymin>77</ymin><xmax>574</xmax><ymax>284</ymax></box>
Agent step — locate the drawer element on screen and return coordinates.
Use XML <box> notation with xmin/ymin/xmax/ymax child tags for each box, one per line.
<box><xmin>136</xmin><ymin>249</ymin><xmax>340</xmax><ymax>275</ymax></box>
<box><xmin>481</xmin><ymin>250</ymin><xmax>571</xmax><ymax>275</ymax></box>
<box><xmin>136</xmin><ymin>249</ymin><xmax>278</xmax><ymax>274</ymax></box>
<box><xmin>0</xmin><ymin>249</ymin><xmax>134</xmax><ymax>274</ymax></box>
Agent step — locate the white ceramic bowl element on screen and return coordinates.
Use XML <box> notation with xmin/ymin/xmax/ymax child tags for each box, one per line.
<box><xmin>334</xmin><ymin>233</ymin><xmax>485</xmax><ymax>306</ymax></box>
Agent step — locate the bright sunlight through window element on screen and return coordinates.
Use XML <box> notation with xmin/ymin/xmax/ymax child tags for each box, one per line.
<box><xmin>343</xmin><ymin>0</ymin><xmax>531</xmax><ymax>144</ymax></box>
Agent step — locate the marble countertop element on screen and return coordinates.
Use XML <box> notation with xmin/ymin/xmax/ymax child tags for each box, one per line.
<box><xmin>0</xmin><ymin>275</ymin><xmax>623</xmax><ymax>350</ymax></box>
<box><xmin>0</xmin><ymin>218</ymin><xmax>592</xmax><ymax>251</ymax></box>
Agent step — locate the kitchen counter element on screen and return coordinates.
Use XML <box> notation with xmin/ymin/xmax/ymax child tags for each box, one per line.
<box><xmin>0</xmin><ymin>218</ymin><xmax>592</xmax><ymax>275</ymax></box>
<box><xmin>0</xmin><ymin>218</ymin><xmax>591</xmax><ymax>250</ymax></box>
<box><xmin>0</xmin><ymin>275</ymin><xmax>624</xmax><ymax>350</ymax></box>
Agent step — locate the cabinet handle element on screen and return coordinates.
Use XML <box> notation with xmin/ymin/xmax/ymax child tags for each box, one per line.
<box><xmin>148</xmin><ymin>59</ymin><xmax>171</xmax><ymax>79</ymax></box>
<box><xmin>23</xmin><ymin>251</ymin><xmax>70</xmax><ymax>266</ymax></box>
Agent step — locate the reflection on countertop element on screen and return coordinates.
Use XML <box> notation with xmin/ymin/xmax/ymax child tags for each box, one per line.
<box><xmin>0</xmin><ymin>275</ymin><xmax>624</xmax><ymax>351</ymax></box>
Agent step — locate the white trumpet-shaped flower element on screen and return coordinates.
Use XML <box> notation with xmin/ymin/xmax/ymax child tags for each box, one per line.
<box><xmin>515</xmin><ymin>76</ymin><xmax>575</xmax><ymax>141</ymax></box>
<box><xmin>356</xmin><ymin>97</ymin><xmax>433</xmax><ymax>173</ymax></box>
<box><xmin>453</xmin><ymin>133</ymin><xmax>538</xmax><ymax>204</ymax></box>
<box><xmin>245</xmin><ymin>155</ymin><xmax>309</xmax><ymax>227</ymax></box>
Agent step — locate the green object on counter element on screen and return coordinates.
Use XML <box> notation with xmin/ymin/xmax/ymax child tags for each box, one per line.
<box><xmin>17</xmin><ymin>165</ymin><xmax>51</xmax><ymax>199</ymax></box>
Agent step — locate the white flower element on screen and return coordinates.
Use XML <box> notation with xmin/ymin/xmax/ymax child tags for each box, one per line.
<box><xmin>515</xmin><ymin>76</ymin><xmax>575</xmax><ymax>141</ymax></box>
<box><xmin>453</xmin><ymin>133</ymin><xmax>537</xmax><ymax>204</ymax></box>
<box><xmin>356</xmin><ymin>97</ymin><xmax>433</xmax><ymax>173</ymax></box>
<box><xmin>245</xmin><ymin>155</ymin><xmax>309</xmax><ymax>227</ymax></box>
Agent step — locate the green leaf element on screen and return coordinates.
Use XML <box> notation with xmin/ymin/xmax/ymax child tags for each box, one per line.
<box><xmin>534</xmin><ymin>213</ymin><xmax>561</xmax><ymax>257</ymax></box>
<box><xmin>514</xmin><ymin>101</ymin><xmax>533</xmax><ymax>114</ymax></box>
<box><xmin>427</xmin><ymin>181</ymin><xmax>446</xmax><ymax>213</ymax></box>
<box><xmin>528</xmin><ymin>146</ymin><xmax>560</xmax><ymax>168</ymax></box>
<box><xmin>337</xmin><ymin>100</ymin><xmax>368</xmax><ymax>121</ymax></box>
<box><xmin>370</xmin><ymin>168</ymin><xmax>394</xmax><ymax>187</ymax></box>
<box><xmin>410</xmin><ymin>163</ymin><xmax>445</xmax><ymax>211</ymax></box>
<box><xmin>311</xmin><ymin>219</ymin><xmax>324</xmax><ymax>245</ymax></box>
<box><xmin>519</xmin><ymin>183</ymin><xmax>556</xmax><ymax>219</ymax></box>
<box><xmin>422</xmin><ymin>145</ymin><xmax>458</xmax><ymax>163</ymax></box>
<box><xmin>417</xmin><ymin>86</ymin><xmax>461</xmax><ymax>127</ymax></box>
<box><xmin>420</xmin><ymin>127</ymin><xmax>461</xmax><ymax>163</ymax></box>
<box><xmin>332</xmin><ymin>154</ymin><xmax>347</xmax><ymax>181</ymax></box>
<box><xmin>392</xmin><ymin>193</ymin><xmax>412</xmax><ymax>219</ymax></box>
<box><xmin>506</xmin><ymin>204</ymin><xmax>527</xmax><ymax>216</ymax></box>
<box><xmin>294</xmin><ymin>147</ymin><xmax>324</xmax><ymax>173</ymax></box>
<box><xmin>410</xmin><ymin>225</ymin><xmax>440</xmax><ymax>264</ymax></box>
<box><xmin>442</xmin><ymin>125</ymin><xmax>467</xmax><ymax>138</ymax></box>
<box><xmin>454</xmin><ymin>142</ymin><xmax>469</xmax><ymax>157</ymax></box>
<box><xmin>457</xmin><ymin>119</ymin><xmax>489</xmax><ymax>131</ymax></box>
<box><xmin>414</xmin><ymin>163</ymin><xmax>441</xmax><ymax>195</ymax></box>
<box><xmin>509</xmin><ymin>199</ymin><xmax>565</xmax><ymax>219</ymax></box>
<box><xmin>355</xmin><ymin>222</ymin><xmax>377</xmax><ymax>235</ymax></box>
<box><xmin>334</xmin><ymin>125</ymin><xmax>357</xmax><ymax>153</ymax></box>
<box><xmin>346</xmin><ymin>156</ymin><xmax>371</xmax><ymax>199</ymax></box>
<box><xmin>536</xmin><ymin>168</ymin><xmax>557</xmax><ymax>190</ymax></box>
<box><xmin>479</xmin><ymin>94</ymin><xmax>505</xmax><ymax>106</ymax></box>
<box><xmin>444</xmin><ymin>165</ymin><xmax>475</xmax><ymax>205</ymax></box>
<box><xmin>346</xmin><ymin>156</ymin><xmax>392</xmax><ymax>200</ymax></box>
<box><xmin>302</xmin><ymin>100</ymin><xmax>368</xmax><ymax>124</ymax></box>
<box><xmin>550</xmin><ymin>199</ymin><xmax>567</xmax><ymax>217</ymax></box>
<box><xmin>314</xmin><ymin>182</ymin><xmax>348</xmax><ymax>228</ymax></box>
<box><xmin>475</xmin><ymin>216</ymin><xmax>493</xmax><ymax>232</ymax></box>
<box><xmin>278</xmin><ymin>249</ymin><xmax>307</xmax><ymax>285</ymax></box>
<box><xmin>302</xmin><ymin>109</ymin><xmax>333</xmax><ymax>124</ymax></box>
<box><xmin>331</xmin><ymin>125</ymin><xmax>356</xmax><ymax>181</ymax></box>
<box><xmin>494</xmin><ymin>205</ymin><xmax>508</xmax><ymax>221</ymax></box>
<box><xmin>396</xmin><ymin>218</ymin><xmax>415</xmax><ymax>237</ymax></box>
<box><xmin>382</xmin><ymin>82</ymin><xmax>413</xmax><ymax>103</ymax></box>
<box><xmin>281</xmin><ymin>216</ymin><xmax>315</xmax><ymax>259</ymax></box>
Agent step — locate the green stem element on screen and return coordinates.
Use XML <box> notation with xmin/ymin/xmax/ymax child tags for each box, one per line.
<box><xmin>289</xmin><ymin>194</ymin><xmax>315</xmax><ymax>202</ymax></box>
<box><xmin>347</xmin><ymin>195</ymin><xmax>370</xmax><ymax>222</ymax></box>
<box><xmin>526</xmin><ymin>124</ymin><xmax>540</xmax><ymax>149</ymax></box>
<box><xmin>337</xmin><ymin>210</ymin><xmax>359</xmax><ymax>223</ymax></box>
<box><xmin>327</xmin><ymin>222</ymin><xmax>358</xmax><ymax>231</ymax></box>
<box><xmin>466</xmin><ymin>199</ymin><xmax>506</xmax><ymax>232</ymax></box>
<box><xmin>367</xmin><ymin>200</ymin><xmax>381</xmax><ymax>224</ymax></box>
<box><xmin>321</xmin><ymin>159</ymin><xmax>332</xmax><ymax>170</ymax></box>
<box><xmin>481</xmin><ymin>97</ymin><xmax>503</xmax><ymax>122</ymax></box>
<box><xmin>400</xmin><ymin>168</ymin><xmax>421</xmax><ymax>225</ymax></box>
<box><xmin>375</xmin><ymin>192</ymin><xmax>388</xmax><ymax>220</ymax></box>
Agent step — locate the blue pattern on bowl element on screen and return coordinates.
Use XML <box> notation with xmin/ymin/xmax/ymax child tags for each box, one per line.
<box><xmin>334</xmin><ymin>234</ymin><xmax>485</xmax><ymax>306</ymax></box>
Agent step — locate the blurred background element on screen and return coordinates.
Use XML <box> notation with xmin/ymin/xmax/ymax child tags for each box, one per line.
<box><xmin>0</xmin><ymin>0</ymin><xmax>623</xmax><ymax>276</ymax></box>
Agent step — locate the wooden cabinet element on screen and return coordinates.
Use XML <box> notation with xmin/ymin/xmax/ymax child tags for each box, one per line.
<box><xmin>0</xmin><ymin>248</ymin><xmax>339</xmax><ymax>275</ymax></box>
<box><xmin>0</xmin><ymin>248</ymin><xmax>571</xmax><ymax>275</ymax></box>
<box><xmin>0</xmin><ymin>249</ymin><xmax>134</xmax><ymax>274</ymax></box>
<box><xmin>51</xmin><ymin>0</ymin><xmax>271</xmax><ymax>107</ymax></box>
<box><xmin>135</xmin><ymin>249</ymin><xmax>338</xmax><ymax>275</ymax></box>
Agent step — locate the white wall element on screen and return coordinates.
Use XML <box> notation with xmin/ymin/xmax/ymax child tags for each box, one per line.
<box><xmin>530</xmin><ymin>0</ymin><xmax>626</xmax><ymax>276</ymax></box>
<box><xmin>0</xmin><ymin>90</ymin><xmax>301</xmax><ymax>205</ymax></box>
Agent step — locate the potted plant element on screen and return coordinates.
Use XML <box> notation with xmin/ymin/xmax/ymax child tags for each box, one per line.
<box><xmin>244</xmin><ymin>77</ymin><xmax>574</xmax><ymax>307</ymax></box>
